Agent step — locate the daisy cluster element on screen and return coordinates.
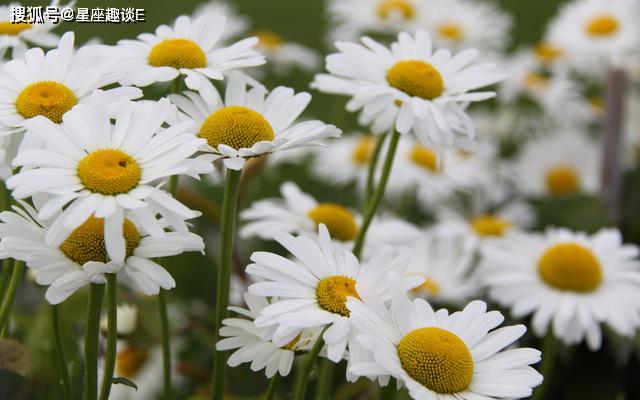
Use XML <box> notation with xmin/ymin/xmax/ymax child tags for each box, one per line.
<box><xmin>0</xmin><ymin>0</ymin><xmax>639</xmax><ymax>399</ymax></box>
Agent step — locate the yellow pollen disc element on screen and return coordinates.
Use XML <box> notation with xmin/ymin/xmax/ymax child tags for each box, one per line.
<box><xmin>586</xmin><ymin>14</ymin><xmax>620</xmax><ymax>37</ymax></box>
<box><xmin>352</xmin><ymin>136</ymin><xmax>375</xmax><ymax>166</ymax></box>
<box><xmin>0</xmin><ymin>22</ymin><xmax>33</xmax><ymax>35</ymax></box>
<box><xmin>438</xmin><ymin>23</ymin><xmax>464</xmax><ymax>40</ymax></box>
<box><xmin>60</xmin><ymin>216</ymin><xmax>141</xmax><ymax>265</ymax></box>
<box><xmin>148</xmin><ymin>38</ymin><xmax>207</xmax><ymax>69</ymax></box>
<box><xmin>387</xmin><ymin>60</ymin><xmax>444</xmax><ymax>100</ymax></box>
<box><xmin>410</xmin><ymin>146</ymin><xmax>439</xmax><ymax>172</ymax></box>
<box><xmin>77</xmin><ymin>149</ymin><xmax>141</xmax><ymax>195</ymax></box>
<box><xmin>199</xmin><ymin>105</ymin><xmax>275</xmax><ymax>150</ymax></box>
<box><xmin>412</xmin><ymin>276</ymin><xmax>441</xmax><ymax>297</ymax></box>
<box><xmin>282</xmin><ymin>334</ymin><xmax>301</xmax><ymax>351</ymax></box>
<box><xmin>524</xmin><ymin>72</ymin><xmax>549</xmax><ymax>90</ymax></box>
<box><xmin>307</xmin><ymin>203</ymin><xmax>358</xmax><ymax>242</ymax></box>
<box><xmin>15</xmin><ymin>81</ymin><xmax>77</xmax><ymax>123</ymax></box>
<box><xmin>534</xmin><ymin>42</ymin><xmax>563</xmax><ymax>63</ymax></box>
<box><xmin>377</xmin><ymin>0</ymin><xmax>416</xmax><ymax>20</ymax></box>
<box><xmin>316</xmin><ymin>275</ymin><xmax>361</xmax><ymax>316</ymax></box>
<box><xmin>471</xmin><ymin>215</ymin><xmax>511</xmax><ymax>237</ymax></box>
<box><xmin>538</xmin><ymin>243</ymin><xmax>602</xmax><ymax>292</ymax></box>
<box><xmin>397</xmin><ymin>327</ymin><xmax>473</xmax><ymax>394</ymax></box>
<box><xmin>116</xmin><ymin>345</ymin><xmax>148</xmax><ymax>378</ymax></box>
<box><xmin>255</xmin><ymin>30</ymin><xmax>284</xmax><ymax>50</ymax></box>
<box><xmin>545</xmin><ymin>165</ymin><xmax>580</xmax><ymax>197</ymax></box>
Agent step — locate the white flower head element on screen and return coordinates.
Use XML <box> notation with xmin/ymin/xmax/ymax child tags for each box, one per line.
<box><xmin>170</xmin><ymin>73</ymin><xmax>341</xmax><ymax>170</ymax></box>
<box><xmin>347</xmin><ymin>274</ymin><xmax>543</xmax><ymax>399</ymax></box>
<box><xmin>311</xmin><ymin>133</ymin><xmax>375</xmax><ymax>188</ymax></box>
<box><xmin>6</xmin><ymin>91</ymin><xmax>212</xmax><ymax>263</ymax></box>
<box><xmin>0</xmin><ymin>1</ymin><xmax>65</xmax><ymax>59</ymax></box>
<box><xmin>253</xmin><ymin>30</ymin><xmax>321</xmax><ymax>74</ymax></box>
<box><xmin>312</xmin><ymin>30</ymin><xmax>504</xmax><ymax>147</ymax></box>
<box><xmin>193</xmin><ymin>1</ymin><xmax>250</xmax><ymax>44</ymax></box>
<box><xmin>100</xmin><ymin>303</ymin><xmax>138</xmax><ymax>336</ymax></box>
<box><xmin>113</xmin><ymin>14</ymin><xmax>265</xmax><ymax>103</ymax></box>
<box><xmin>217</xmin><ymin>293</ymin><xmax>317</xmax><ymax>378</ymax></box>
<box><xmin>0</xmin><ymin>202</ymin><xmax>204</xmax><ymax>304</ymax></box>
<box><xmin>246</xmin><ymin>225</ymin><xmax>422</xmax><ymax>366</ymax></box>
<box><xmin>482</xmin><ymin>228</ymin><xmax>640</xmax><ymax>350</ymax></box>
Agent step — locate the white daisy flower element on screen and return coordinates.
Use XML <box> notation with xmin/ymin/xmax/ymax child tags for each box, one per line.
<box><xmin>0</xmin><ymin>1</ymin><xmax>62</xmax><ymax>59</ymax></box>
<box><xmin>6</xmin><ymin>92</ymin><xmax>211</xmax><ymax>262</ymax></box>
<box><xmin>246</xmin><ymin>225</ymin><xmax>422</xmax><ymax>364</ymax></box>
<box><xmin>546</xmin><ymin>0</ymin><xmax>640</xmax><ymax>73</ymax></box>
<box><xmin>311</xmin><ymin>133</ymin><xmax>375</xmax><ymax>187</ymax></box>
<box><xmin>240</xmin><ymin>181</ymin><xmax>421</xmax><ymax>253</ymax></box>
<box><xmin>216</xmin><ymin>293</ymin><xmax>317</xmax><ymax>378</ymax></box>
<box><xmin>482</xmin><ymin>228</ymin><xmax>640</xmax><ymax>350</ymax></box>
<box><xmin>0</xmin><ymin>32</ymin><xmax>141</xmax><ymax>141</ymax></box>
<box><xmin>169</xmin><ymin>73</ymin><xmax>340</xmax><ymax>170</ymax></box>
<box><xmin>193</xmin><ymin>1</ymin><xmax>250</xmax><ymax>44</ymax></box>
<box><xmin>254</xmin><ymin>30</ymin><xmax>321</xmax><ymax>74</ymax></box>
<box><xmin>112</xmin><ymin>14</ymin><xmax>264</xmax><ymax>103</ymax></box>
<box><xmin>405</xmin><ymin>232</ymin><xmax>479</xmax><ymax>306</ymax></box>
<box><xmin>327</xmin><ymin>0</ymin><xmax>427</xmax><ymax>41</ymax></box>
<box><xmin>346</xmin><ymin>275</ymin><xmax>543</xmax><ymax>399</ymax></box>
<box><xmin>512</xmin><ymin>131</ymin><xmax>600</xmax><ymax>198</ymax></box>
<box><xmin>312</xmin><ymin>30</ymin><xmax>504</xmax><ymax>146</ymax></box>
<box><xmin>0</xmin><ymin>201</ymin><xmax>204</xmax><ymax>304</ymax></box>
<box><xmin>385</xmin><ymin>136</ymin><xmax>489</xmax><ymax>207</ymax></box>
<box><xmin>423</xmin><ymin>0</ymin><xmax>512</xmax><ymax>53</ymax></box>
<box><xmin>0</xmin><ymin>131</ymin><xmax>19</xmax><ymax>180</ymax></box>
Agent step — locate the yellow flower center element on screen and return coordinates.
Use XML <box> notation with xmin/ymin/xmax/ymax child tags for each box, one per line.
<box><xmin>387</xmin><ymin>60</ymin><xmax>444</xmax><ymax>100</ymax></box>
<box><xmin>545</xmin><ymin>165</ymin><xmax>580</xmax><ymax>197</ymax></box>
<box><xmin>0</xmin><ymin>22</ymin><xmax>32</xmax><ymax>35</ymax></box>
<box><xmin>586</xmin><ymin>14</ymin><xmax>620</xmax><ymax>37</ymax></box>
<box><xmin>60</xmin><ymin>216</ymin><xmax>141</xmax><ymax>265</ymax></box>
<box><xmin>316</xmin><ymin>275</ymin><xmax>361</xmax><ymax>317</ymax></box>
<box><xmin>412</xmin><ymin>276</ymin><xmax>441</xmax><ymax>297</ymax></box>
<box><xmin>307</xmin><ymin>203</ymin><xmax>358</xmax><ymax>242</ymax></box>
<box><xmin>524</xmin><ymin>72</ymin><xmax>549</xmax><ymax>90</ymax></box>
<box><xmin>538</xmin><ymin>243</ymin><xmax>602</xmax><ymax>292</ymax></box>
<box><xmin>255</xmin><ymin>30</ymin><xmax>284</xmax><ymax>50</ymax></box>
<box><xmin>199</xmin><ymin>106</ymin><xmax>275</xmax><ymax>150</ymax></box>
<box><xmin>15</xmin><ymin>81</ymin><xmax>77</xmax><ymax>123</ymax></box>
<box><xmin>410</xmin><ymin>146</ymin><xmax>438</xmax><ymax>172</ymax></box>
<box><xmin>352</xmin><ymin>136</ymin><xmax>375</xmax><ymax>166</ymax></box>
<box><xmin>116</xmin><ymin>345</ymin><xmax>148</xmax><ymax>378</ymax></box>
<box><xmin>148</xmin><ymin>38</ymin><xmax>207</xmax><ymax>69</ymax></box>
<box><xmin>438</xmin><ymin>23</ymin><xmax>464</xmax><ymax>41</ymax></box>
<box><xmin>534</xmin><ymin>42</ymin><xmax>563</xmax><ymax>63</ymax></box>
<box><xmin>377</xmin><ymin>0</ymin><xmax>416</xmax><ymax>20</ymax></box>
<box><xmin>77</xmin><ymin>149</ymin><xmax>141</xmax><ymax>195</ymax></box>
<box><xmin>397</xmin><ymin>327</ymin><xmax>474</xmax><ymax>394</ymax></box>
<box><xmin>471</xmin><ymin>215</ymin><xmax>511</xmax><ymax>237</ymax></box>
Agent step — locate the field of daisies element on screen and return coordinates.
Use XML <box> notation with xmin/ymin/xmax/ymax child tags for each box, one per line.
<box><xmin>1</xmin><ymin>0</ymin><xmax>640</xmax><ymax>399</ymax></box>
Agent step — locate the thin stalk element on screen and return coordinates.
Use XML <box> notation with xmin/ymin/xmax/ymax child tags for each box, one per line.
<box><xmin>52</xmin><ymin>304</ymin><xmax>72</xmax><ymax>400</ymax></box>
<box><xmin>0</xmin><ymin>182</ymin><xmax>13</xmax><ymax>300</ymax></box>
<box><xmin>265</xmin><ymin>374</ymin><xmax>281</xmax><ymax>400</ymax></box>
<box><xmin>315</xmin><ymin>358</ymin><xmax>334</xmax><ymax>400</ymax></box>
<box><xmin>531</xmin><ymin>333</ymin><xmax>557</xmax><ymax>400</ymax></box>
<box><xmin>99</xmin><ymin>275</ymin><xmax>118</xmax><ymax>400</ymax></box>
<box><xmin>84</xmin><ymin>283</ymin><xmax>105</xmax><ymax>400</ymax></box>
<box><xmin>0</xmin><ymin>260</ymin><xmax>24</xmax><ymax>334</ymax></box>
<box><xmin>171</xmin><ymin>77</ymin><xmax>183</xmax><ymax>94</ymax></box>
<box><xmin>363</xmin><ymin>133</ymin><xmax>388</xmax><ymax>211</ymax></box>
<box><xmin>158</xmin><ymin>289</ymin><xmax>172</xmax><ymax>399</ymax></box>
<box><xmin>352</xmin><ymin>131</ymin><xmax>401</xmax><ymax>258</ymax></box>
<box><xmin>211</xmin><ymin>168</ymin><xmax>243</xmax><ymax>400</ymax></box>
<box><xmin>293</xmin><ymin>332</ymin><xmax>327</xmax><ymax>400</ymax></box>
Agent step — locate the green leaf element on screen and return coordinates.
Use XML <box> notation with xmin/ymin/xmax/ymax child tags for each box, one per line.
<box><xmin>113</xmin><ymin>376</ymin><xmax>138</xmax><ymax>391</ymax></box>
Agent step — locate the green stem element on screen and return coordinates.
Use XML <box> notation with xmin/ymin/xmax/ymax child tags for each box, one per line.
<box><xmin>52</xmin><ymin>304</ymin><xmax>72</xmax><ymax>400</ymax></box>
<box><xmin>158</xmin><ymin>289</ymin><xmax>172</xmax><ymax>399</ymax></box>
<box><xmin>84</xmin><ymin>283</ymin><xmax>105</xmax><ymax>400</ymax></box>
<box><xmin>99</xmin><ymin>275</ymin><xmax>117</xmax><ymax>400</ymax></box>
<box><xmin>293</xmin><ymin>332</ymin><xmax>326</xmax><ymax>400</ymax></box>
<box><xmin>265</xmin><ymin>374</ymin><xmax>281</xmax><ymax>400</ymax></box>
<box><xmin>352</xmin><ymin>130</ymin><xmax>401</xmax><ymax>258</ymax></box>
<box><xmin>0</xmin><ymin>260</ymin><xmax>24</xmax><ymax>335</ymax></box>
<box><xmin>315</xmin><ymin>358</ymin><xmax>334</xmax><ymax>400</ymax></box>
<box><xmin>531</xmin><ymin>333</ymin><xmax>557</xmax><ymax>400</ymax></box>
<box><xmin>171</xmin><ymin>77</ymin><xmax>183</xmax><ymax>94</ymax></box>
<box><xmin>363</xmin><ymin>133</ymin><xmax>387</xmax><ymax>211</ymax></box>
<box><xmin>0</xmin><ymin>259</ymin><xmax>12</xmax><ymax>302</ymax></box>
<box><xmin>211</xmin><ymin>168</ymin><xmax>243</xmax><ymax>400</ymax></box>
